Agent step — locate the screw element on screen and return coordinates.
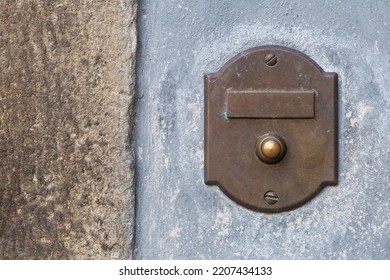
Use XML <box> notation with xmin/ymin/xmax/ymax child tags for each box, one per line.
<box><xmin>264</xmin><ymin>53</ymin><xmax>277</xmax><ymax>66</ymax></box>
<box><xmin>264</xmin><ymin>191</ymin><xmax>278</xmax><ymax>205</ymax></box>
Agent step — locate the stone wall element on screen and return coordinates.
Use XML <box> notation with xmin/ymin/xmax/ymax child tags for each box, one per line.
<box><xmin>0</xmin><ymin>0</ymin><xmax>137</xmax><ymax>259</ymax></box>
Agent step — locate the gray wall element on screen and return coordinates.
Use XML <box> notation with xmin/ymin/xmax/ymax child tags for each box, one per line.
<box><xmin>135</xmin><ymin>0</ymin><xmax>389</xmax><ymax>259</ymax></box>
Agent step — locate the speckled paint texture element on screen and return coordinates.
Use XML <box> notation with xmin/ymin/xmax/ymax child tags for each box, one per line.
<box><xmin>135</xmin><ymin>0</ymin><xmax>389</xmax><ymax>259</ymax></box>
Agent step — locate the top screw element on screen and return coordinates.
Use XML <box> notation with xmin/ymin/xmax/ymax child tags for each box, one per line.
<box><xmin>264</xmin><ymin>53</ymin><xmax>277</xmax><ymax>66</ymax></box>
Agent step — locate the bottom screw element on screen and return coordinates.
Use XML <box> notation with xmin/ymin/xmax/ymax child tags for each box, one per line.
<box><xmin>264</xmin><ymin>191</ymin><xmax>278</xmax><ymax>205</ymax></box>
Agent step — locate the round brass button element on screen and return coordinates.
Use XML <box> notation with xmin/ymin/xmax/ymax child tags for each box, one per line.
<box><xmin>261</xmin><ymin>139</ymin><xmax>281</xmax><ymax>159</ymax></box>
<box><xmin>255</xmin><ymin>134</ymin><xmax>287</xmax><ymax>164</ymax></box>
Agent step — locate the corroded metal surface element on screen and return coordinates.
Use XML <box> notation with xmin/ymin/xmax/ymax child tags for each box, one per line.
<box><xmin>205</xmin><ymin>45</ymin><xmax>338</xmax><ymax>212</ymax></box>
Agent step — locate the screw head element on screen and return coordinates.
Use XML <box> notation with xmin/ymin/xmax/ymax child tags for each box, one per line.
<box><xmin>264</xmin><ymin>191</ymin><xmax>278</xmax><ymax>205</ymax></box>
<box><xmin>264</xmin><ymin>53</ymin><xmax>277</xmax><ymax>66</ymax></box>
<box><xmin>255</xmin><ymin>134</ymin><xmax>287</xmax><ymax>164</ymax></box>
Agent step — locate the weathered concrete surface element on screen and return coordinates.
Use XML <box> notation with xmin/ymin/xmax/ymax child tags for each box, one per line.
<box><xmin>135</xmin><ymin>0</ymin><xmax>389</xmax><ymax>259</ymax></box>
<box><xmin>0</xmin><ymin>1</ymin><xmax>137</xmax><ymax>259</ymax></box>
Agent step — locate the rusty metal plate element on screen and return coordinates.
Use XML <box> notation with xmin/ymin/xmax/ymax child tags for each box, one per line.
<box><xmin>204</xmin><ymin>45</ymin><xmax>338</xmax><ymax>213</ymax></box>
